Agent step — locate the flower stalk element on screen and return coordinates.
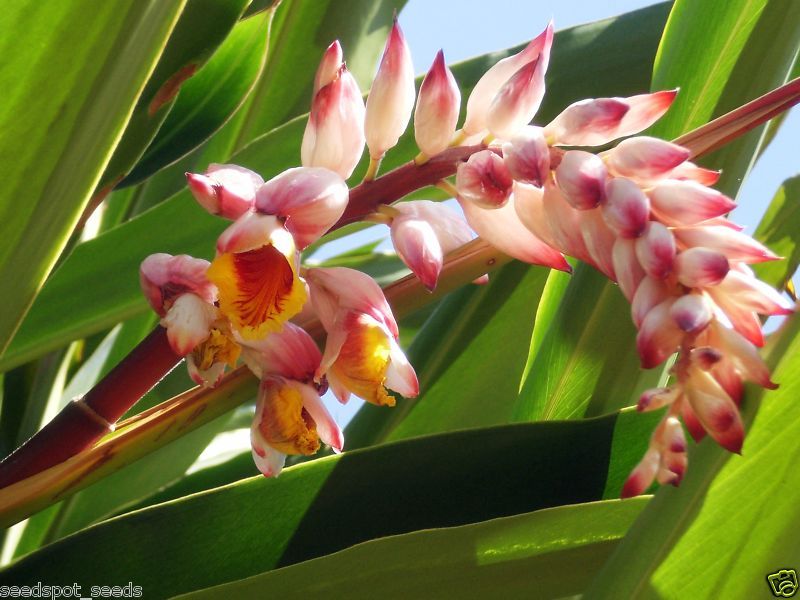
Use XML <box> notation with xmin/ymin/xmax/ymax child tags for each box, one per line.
<box><xmin>1</xmin><ymin>30</ymin><xmax>798</xmax><ymax>492</ymax></box>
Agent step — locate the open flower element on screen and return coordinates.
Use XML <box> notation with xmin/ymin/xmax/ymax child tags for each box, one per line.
<box><xmin>244</xmin><ymin>323</ymin><xmax>343</xmax><ymax>477</ymax></box>
<box><xmin>306</xmin><ymin>267</ymin><xmax>418</xmax><ymax>405</ymax></box>
<box><xmin>207</xmin><ymin>213</ymin><xmax>307</xmax><ymax>341</ymax></box>
<box><xmin>139</xmin><ymin>253</ymin><xmax>218</xmax><ymax>356</ymax></box>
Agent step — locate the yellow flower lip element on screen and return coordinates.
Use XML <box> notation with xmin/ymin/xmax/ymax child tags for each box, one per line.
<box><xmin>258</xmin><ymin>379</ymin><xmax>320</xmax><ymax>456</ymax></box>
<box><xmin>207</xmin><ymin>242</ymin><xmax>307</xmax><ymax>340</ymax></box>
<box><xmin>191</xmin><ymin>327</ymin><xmax>240</xmax><ymax>371</ymax></box>
<box><xmin>331</xmin><ymin>314</ymin><xmax>395</xmax><ymax>407</ymax></box>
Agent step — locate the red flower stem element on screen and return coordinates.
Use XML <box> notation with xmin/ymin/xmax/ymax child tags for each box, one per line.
<box><xmin>5</xmin><ymin>73</ymin><xmax>799</xmax><ymax>487</ymax></box>
<box><xmin>337</xmin><ymin>143</ymin><xmax>487</xmax><ymax>227</ymax></box>
<box><xmin>0</xmin><ymin>327</ymin><xmax>180</xmax><ymax>488</ymax></box>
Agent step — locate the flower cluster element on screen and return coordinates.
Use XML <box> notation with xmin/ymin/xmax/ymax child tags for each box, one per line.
<box><xmin>139</xmin><ymin>18</ymin><xmax>793</xmax><ymax>489</ymax></box>
<box><xmin>441</xmin><ymin>22</ymin><xmax>793</xmax><ymax>494</ymax></box>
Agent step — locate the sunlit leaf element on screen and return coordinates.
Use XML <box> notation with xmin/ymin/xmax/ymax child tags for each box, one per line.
<box><xmin>0</xmin><ymin>0</ymin><xmax>186</xmax><ymax>355</ymax></box>
<box><xmin>0</xmin><ymin>409</ymin><xmax>661</xmax><ymax>597</ymax></box>
<box><xmin>179</xmin><ymin>499</ymin><xmax>649</xmax><ymax>600</ymax></box>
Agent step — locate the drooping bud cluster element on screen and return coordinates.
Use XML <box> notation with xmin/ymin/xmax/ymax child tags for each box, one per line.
<box><xmin>438</xmin><ymin>22</ymin><xmax>792</xmax><ymax>495</ymax></box>
<box><xmin>138</xmin><ymin>18</ymin><xmax>792</xmax><ymax>489</ymax></box>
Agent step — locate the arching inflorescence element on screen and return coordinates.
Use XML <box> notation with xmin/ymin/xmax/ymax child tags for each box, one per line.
<box><xmin>139</xmin><ymin>19</ymin><xmax>793</xmax><ymax>492</ymax></box>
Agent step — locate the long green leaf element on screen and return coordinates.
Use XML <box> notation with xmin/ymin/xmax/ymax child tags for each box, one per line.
<box><xmin>0</xmin><ymin>0</ymin><xmax>186</xmax><ymax>355</ymax></box>
<box><xmin>347</xmin><ymin>261</ymin><xmax>548</xmax><ymax>448</ymax></box>
<box><xmin>0</xmin><ymin>409</ymin><xmax>661</xmax><ymax>598</ymax></box>
<box><xmin>753</xmin><ymin>174</ymin><xmax>800</xmax><ymax>290</ymax></box>
<box><xmin>98</xmin><ymin>0</ymin><xmax>252</xmax><ymax>191</ymax></box>
<box><xmin>179</xmin><ymin>498</ymin><xmax>649</xmax><ymax>600</ymax></box>
<box><xmin>0</xmin><ymin>3</ymin><xmax>672</xmax><ymax>372</ymax></box>
<box><xmin>121</xmin><ymin>10</ymin><xmax>272</xmax><ymax>187</ymax></box>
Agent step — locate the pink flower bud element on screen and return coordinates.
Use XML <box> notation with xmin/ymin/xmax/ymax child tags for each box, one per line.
<box><xmin>685</xmin><ymin>369</ymin><xmax>743</xmax><ymax>453</ymax></box>
<box><xmin>637</xmin><ymin>386</ymin><xmax>680</xmax><ymax>412</ymax></box>
<box><xmin>621</xmin><ymin>447</ymin><xmax>659</xmax><ymax>498</ymax></box>
<box><xmin>544</xmin><ymin>98</ymin><xmax>629</xmax><ymax>146</ymax></box>
<box><xmin>712</xmin><ymin>270</ymin><xmax>794</xmax><ymax>316</ymax></box>
<box><xmin>673</xmin><ymin>226</ymin><xmax>779</xmax><ymax>263</ymax></box>
<box><xmin>612</xmin><ymin>238</ymin><xmax>645</xmax><ymax>301</ymax></box>
<box><xmin>255</xmin><ymin>167</ymin><xmax>348</xmax><ymax>250</ymax></box>
<box><xmin>456</xmin><ymin>150</ymin><xmax>513</xmax><ymax>208</ymax></box>
<box><xmin>389</xmin><ymin>201</ymin><xmax>474</xmax><ymax>290</ymax></box>
<box><xmin>670</xmin><ymin>294</ymin><xmax>712</xmax><ymax>333</ymax></box>
<box><xmin>306</xmin><ymin>267</ymin><xmax>399</xmax><ymax>339</ymax></box>
<box><xmin>675</xmin><ymin>247</ymin><xmax>730</xmax><ymax>288</ymax></box>
<box><xmin>636</xmin><ymin>298</ymin><xmax>684</xmax><ymax>368</ymax></box>
<box><xmin>313</xmin><ymin>40</ymin><xmax>343</xmax><ymax>95</ymax></box>
<box><xmin>649</xmin><ymin>180</ymin><xmax>736</xmax><ymax>226</ymax></box>
<box><xmin>541</xmin><ymin>181</ymin><xmax>591</xmax><ymax>264</ymax></box>
<box><xmin>486</xmin><ymin>55</ymin><xmax>546</xmax><ymax>139</ymax></box>
<box><xmin>513</xmin><ymin>182</ymin><xmax>559</xmax><ymax>249</ymax></box>
<box><xmin>606</xmin><ymin>137</ymin><xmax>690</xmax><ymax>180</ymax></box>
<box><xmin>708</xmin><ymin>289</ymin><xmax>765</xmax><ymax>347</ymax></box>
<box><xmin>365</xmin><ymin>19</ymin><xmax>416</xmax><ymax>159</ymax></box>
<box><xmin>240</xmin><ymin>322</ymin><xmax>322</xmax><ymax>382</ymax></box>
<box><xmin>635</xmin><ymin>222</ymin><xmax>676</xmax><ymax>279</ymax></box>
<box><xmin>691</xmin><ymin>346</ymin><xmax>724</xmax><ymax>371</ymax></box>
<box><xmin>545</xmin><ymin>90</ymin><xmax>677</xmax><ymax>148</ymax></box>
<box><xmin>631</xmin><ymin>276</ymin><xmax>673</xmax><ymax>328</ymax></box>
<box><xmin>708</xmin><ymin>320</ymin><xmax>777</xmax><ymax>389</ymax></box>
<box><xmin>581</xmin><ymin>208</ymin><xmax>617</xmax><ymax>280</ymax></box>
<box><xmin>463</xmin><ymin>21</ymin><xmax>553</xmax><ymax>137</ymax></box>
<box><xmin>555</xmin><ymin>150</ymin><xmax>607</xmax><ymax>210</ymax></box>
<box><xmin>302</xmin><ymin>65</ymin><xmax>366</xmax><ymax>179</ymax></box>
<box><xmin>186</xmin><ymin>164</ymin><xmax>263</xmax><ymax>220</ymax></box>
<box><xmin>502</xmin><ymin>126</ymin><xmax>550</xmax><ymax>187</ymax></box>
<box><xmin>668</xmin><ymin>161</ymin><xmax>721</xmax><ymax>186</ymax></box>
<box><xmin>602</xmin><ymin>178</ymin><xmax>650</xmax><ymax>238</ymax></box>
<box><xmin>658</xmin><ymin>415</ymin><xmax>688</xmax><ymax>454</ymax></box>
<box><xmin>391</xmin><ymin>218</ymin><xmax>442</xmax><ymax>291</ymax></box>
<box><xmin>414</xmin><ymin>50</ymin><xmax>460</xmax><ymax>156</ymax></box>
<box><xmin>459</xmin><ymin>192</ymin><xmax>570</xmax><ymax>271</ymax></box>
<box><xmin>615</xmin><ymin>90</ymin><xmax>678</xmax><ymax>137</ymax></box>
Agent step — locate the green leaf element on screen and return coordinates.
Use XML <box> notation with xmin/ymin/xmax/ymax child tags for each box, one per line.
<box><xmin>347</xmin><ymin>261</ymin><xmax>549</xmax><ymax>449</ymax></box>
<box><xmin>121</xmin><ymin>10</ymin><xmax>273</xmax><ymax>187</ymax></box>
<box><xmin>513</xmin><ymin>266</ymin><xmax>651</xmax><ymax>422</ymax></box>
<box><xmin>0</xmin><ymin>409</ymin><xmax>661</xmax><ymax>598</ymax></box>
<box><xmin>99</xmin><ymin>0</ymin><xmax>252</xmax><ymax>191</ymax></box>
<box><xmin>585</xmin><ymin>315</ymin><xmax>800</xmax><ymax>598</ymax></box>
<box><xmin>0</xmin><ymin>2</ymin><xmax>672</xmax><ymax>373</ymax></box>
<box><xmin>752</xmin><ymin>174</ymin><xmax>800</xmax><ymax>290</ymax></box>
<box><xmin>0</xmin><ymin>0</ymin><xmax>186</xmax><ymax>356</ymax></box>
<box><xmin>649</xmin><ymin>0</ymin><xmax>800</xmax><ymax>198</ymax></box>
<box><xmin>178</xmin><ymin>498</ymin><xmax>649</xmax><ymax>600</ymax></box>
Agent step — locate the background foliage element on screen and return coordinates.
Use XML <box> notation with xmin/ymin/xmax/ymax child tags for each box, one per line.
<box><xmin>0</xmin><ymin>0</ymin><xmax>797</xmax><ymax>598</ymax></box>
